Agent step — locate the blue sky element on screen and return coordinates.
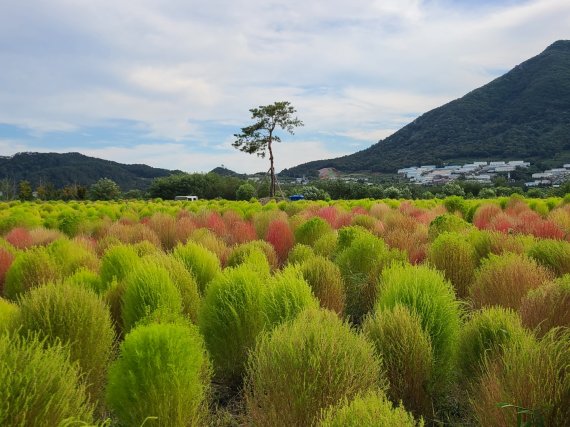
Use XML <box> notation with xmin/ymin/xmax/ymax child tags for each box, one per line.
<box><xmin>0</xmin><ymin>0</ymin><xmax>569</xmax><ymax>173</ymax></box>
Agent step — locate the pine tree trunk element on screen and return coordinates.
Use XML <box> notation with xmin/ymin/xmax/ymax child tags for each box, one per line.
<box><xmin>268</xmin><ymin>136</ymin><xmax>276</xmax><ymax>197</ymax></box>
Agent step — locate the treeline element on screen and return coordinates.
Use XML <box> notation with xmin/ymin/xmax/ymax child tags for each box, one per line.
<box><xmin>3</xmin><ymin>173</ymin><xmax>569</xmax><ymax>202</ymax></box>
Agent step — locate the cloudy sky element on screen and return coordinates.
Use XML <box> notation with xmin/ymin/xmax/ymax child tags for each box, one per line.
<box><xmin>0</xmin><ymin>0</ymin><xmax>569</xmax><ymax>173</ymax></box>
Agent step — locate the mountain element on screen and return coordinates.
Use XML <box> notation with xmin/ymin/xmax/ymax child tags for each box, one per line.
<box><xmin>283</xmin><ymin>40</ymin><xmax>570</xmax><ymax>176</ymax></box>
<box><xmin>209</xmin><ymin>166</ymin><xmax>245</xmax><ymax>178</ymax></box>
<box><xmin>0</xmin><ymin>152</ymin><xmax>176</xmax><ymax>190</ymax></box>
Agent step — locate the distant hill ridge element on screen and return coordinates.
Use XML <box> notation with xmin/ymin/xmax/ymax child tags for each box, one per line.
<box><xmin>283</xmin><ymin>40</ymin><xmax>570</xmax><ymax>176</ymax></box>
<box><xmin>0</xmin><ymin>152</ymin><xmax>176</xmax><ymax>190</ymax></box>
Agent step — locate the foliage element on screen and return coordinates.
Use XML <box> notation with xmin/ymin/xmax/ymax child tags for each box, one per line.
<box><xmin>173</xmin><ymin>241</ymin><xmax>221</xmax><ymax>294</ymax></box>
<box><xmin>469</xmin><ymin>253</ymin><xmax>552</xmax><ymax>310</ymax></box>
<box><xmin>121</xmin><ymin>262</ymin><xmax>183</xmax><ymax>332</ymax></box>
<box><xmin>244</xmin><ymin>308</ymin><xmax>385</xmax><ymax>426</ymax></box>
<box><xmin>0</xmin><ymin>333</ymin><xmax>94</xmax><ymax>426</ymax></box>
<box><xmin>428</xmin><ymin>232</ymin><xmax>477</xmax><ymax>299</ymax></box>
<box><xmin>99</xmin><ymin>244</ymin><xmax>142</xmax><ymax>290</ymax></box>
<box><xmin>470</xmin><ymin>328</ymin><xmax>570</xmax><ymax>427</ymax></box>
<box><xmin>299</xmin><ymin>255</ymin><xmax>345</xmax><ymax>315</ymax></box>
<box><xmin>106</xmin><ymin>322</ymin><xmax>211</xmax><ymax>427</ymax></box>
<box><xmin>0</xmin><ymin>297</ymin><xmax>19</xmax><ymax>333</ymax></box>
<box><xmin>4</xmin><ymin>246</ymin><xmax>61</xmax><ymax>300</ymax></box>
<box><xmin>18</xmin><ymin>282</ymin><xmax>116</xmax><ymax>404</ymax></box>
<box><xmin>428</xmin><ymin>214</ymin><xmax>472</xmax><ymax>241</ymax></box>
<box><xmin>294</xmin><ymin>216</ymin><xmax>333</xmax><ymax>247</ymax></box>
<box><xmin>318</xmin><ymin>390</ymin><xmax>423</xmax><ymax>427</ymax></box>
<box><xmin>198</xmin><ymin>265</ymin><xmax>266</xmax><ymax>388</ymax></box>
<box><xmin>376</xmin><ymin>264</ymin><xmax>461</xmax><ymax>394</ymax></box>
<box><xmin>362</xmin><ymin>304</ymin><xmax>434</xmax><ymax>418</ymax></box>
<box><xmin>458</xmin><ymin>307</ymin><xmax>530</xmax><ymax>382</ymax></box>
<box><xmin>527</xmin><ymin>238</ymin><xmax>570</xmax><ymax>276</ymax></box>
<box><xmin>520</xmin><ymin>276</ymin><xmax>570</xmax><ymax>336</ymax></box>
<box><xmin>233</xmin><ymin>101</ymin><xmax>303</xmax><ymax>197</ymax></box>
<box><xmin>88</xmin><ymin>178</ymin><xmax>122</xmax><ymax>201</ymax></box>
<box><xmin>236</xmin><ymin>183</ymin><xmax>257</xmax><ymax>200</ymax></box>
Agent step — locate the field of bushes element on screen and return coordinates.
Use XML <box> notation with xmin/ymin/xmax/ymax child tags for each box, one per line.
<box><xmin>0</xmin><ymin>195</ymin><xmax>569</xmax><ymax>426</ymax></box>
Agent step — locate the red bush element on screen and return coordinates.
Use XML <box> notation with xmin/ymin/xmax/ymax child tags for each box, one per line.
<box><xmin>175</xmin><ymin>217</ymin><xmax>196</xmax><ymax>244</ymax></box>
<box><xmin>0</xmin><ymin>248</ymin><xmax>15</xmax><ymax>294</ymax></box>
<box><xmin>530</xmin><ymin>220</ymin><xmax>565</xmax><ymax>240</ymax></box>
<box><xmin>473</xmin><ymin>204</ymin><xmax>502</xmax><ymax>229</ymax></box>
<box><xmin>226</xmin><ymin>221</ymin><xmax>257</xmax><ymax>246</ymax></box>
<box><xmin>205</xmin><ymin>212</ymin><xmax>227</xmax><ymax>238</ymax></box>
<box><xmin>266</xmin><ymin>220</ymin><xmax>294</xmax><ymax>265</ymax></box>
<box><xmin>5</xmin><ymin>227</ymin><xmax>34</xmax><ymax>250</ymax></box>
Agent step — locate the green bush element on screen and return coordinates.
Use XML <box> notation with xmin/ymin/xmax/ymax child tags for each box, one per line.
<box><xmin>471</xmin><ymin>328</ymin><xmax>570</xmax><ymax>426</ymax></box>
<box><xmin>527</xmin><ymin>239</ymin><xmax>570</xmax><ymax>276</ymax></box>
<box><xmin>318</xmin><ymin>390</ymin><xmax>423</xmax><ymax>427</ymax></box>
<box><xmin>458</xmin><ymin>307</ymin><xmax>530</xmax><ymax>382</ymax></box>
<box><xmin>148</xmin><ymin>254</ymin><xmax>201</xmax><ymax>324</ymax></box>
<box><xmin>99</xmin><ymin>244</ymin><xmax>142</xmax><ymax>290</ymax></box>
<box><xmin>469</xmin><ymin>253</ymin><xmax>551</xmax><ymax>310</ymax></box>
<box><xmin>428</xmin><ymin>232</ymin><xmax>477</xmax><ymax>299</ymax></box>
<box><xmin>313</xmin><ymin>232</ymin><xmax>338</xmax><ymax>258</ymax></box>
<box><xmin>263</xmin><ymin>266</ymin><xmax>319</xmax><ymax>327</ymax></box>
<box><xmin>362</xmin><ymin>304</ymin><xmax>433</xmax><ymax>418</ymax></box>
<box><xmin>227</xmin><ymin>240</ymin><xmax>278</xmax><ymax>272</ymax></box>
<box><xmin>4</xmin><ymin>246</ymin><xmax>61</xmax><ymax>300</ymax></box>
<box><xmin>47</xmin><ymin>238</ymin><xmax>99</xmax><ymax>277</ymax></box>
<box><xmin>18</xmin><ymin>282</ymin><xmax>116</xmax><ymax>404</ymax></box>
<box><xmin>376</xmin><ymin>264</ymin><xmax>461</xmax><ymax>392</ymax></box>
<box><xmin>287</xmin><ymin>243</ymin><xmax>316</xmax><ymax>265</ymax></box>
<box><xmin>428</xmin><ymin>214</ymin><xmax>472</xmax><ymax>241</ymax></box>
<box><xmin>63</xmin><ymin>267</ymin><xmax>105</xmax><ymax>294</ymax></box>
<box><xmin>0</xmin><ymin>297</ymin><xmax>19</xmax><ymax>333</ymax></box>
<box><xmin>0</xmin><ymin>333</ymin><xmax>93</xmax><ymax>426</ymax></box>
<box><xmin>198</xmin><ymin>265</ymin><xmax>266</xmax><ymax>387</ymax></box>
<box><xmin>245</xmin><ymin>308</ymin><xmax>385</xmax><ymax>427</ymax></box>
<box><xmin>336</xmin><ymin>232</ymin><xmax>406</xmax><ymax>323</ymax></box>
<box><xmin>295</xmin><ymin>217</ymin><xmax>333</xmax><ymax>247</ymax></box>
<box><xmin>520</xmin><ymin>276</ymin><xmax>570</xmax><ymax>336</ymax></box>
<box><xmin>121</xmin><ymin>262</ymin><xmax>183</xmax><ymax>332</ymax></box>
<box><xmin>173</xmin><ymin>241</ymin><xmax>221</xmax><ymax>293</ymax></box>
<box><xmin>106</xmin><ymin>322</ymin><xmax>211</xmax><ymax>427</ymax></box>
<box><xmin>299</xmin><ymin>255</ymin><xmax>345</xmax><ymax>315</ymax></box>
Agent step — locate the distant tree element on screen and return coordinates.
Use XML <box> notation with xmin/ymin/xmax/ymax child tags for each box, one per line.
<box><xmin>233</xmin><ymin>101</ymin><xmax>303</xmax><ymax>197</ymax></box>
<box><xmin>443</xmin><ymin>182</ymin><xmax>465</xmax><ymax>197</ymax></box>
<box><xmin>89</xmin><ymin>178</ymin><xmax>121</xmax><ymax>200</ymax></box>
<box><xmin>478</xmin><ymin>187</ymin><xmax>496</xmax><ymax>198</ymax></box>
<box><xmin>18</xmin><ymin>180</ymin><xmax>33</xmax><ymax>201</ymax></box>
<box><xmin>236</xmin><ymin>183</ymin><xmax>257</xmax><ymax>200</ymax></box>
<box><xmin>299</xmin><ymin>185</ymin><xmax>330</xmax><ymax>201</ymax></box>
<box><xmin>384</xmin><ymin>186</ymin><xmax>402</xmax><ymax>199</ymax></box>
<box><xmin>0</xmin><ymin>178</ymin><xmax>17</xmax><ymax>200</ymax></box>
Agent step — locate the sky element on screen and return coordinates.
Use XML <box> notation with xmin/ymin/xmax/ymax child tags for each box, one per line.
<box><xmin>0</xmin><ymin>0</ymin><xmax>569</xmax><ymax>174</ymax></box>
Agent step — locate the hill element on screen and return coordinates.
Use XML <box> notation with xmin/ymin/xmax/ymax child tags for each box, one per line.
<box><xmin>209</xmin><ymin>166</ymin><xmax>245</xmax><ymax>178</ymax></box>
<box><xmin>0</xmin><ymin>152</ymin><xmax>176</xmax><ymax>190</ymax></box>
<box><xmin>283</xmin><ymin>40</ymin><xmax>570</xmax><ymax>176</ymax></box>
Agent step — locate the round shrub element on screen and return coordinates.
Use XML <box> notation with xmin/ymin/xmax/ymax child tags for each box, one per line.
<box><xmin>458</xmin><ymin>307</ymin><xmax>530</xmax><ymax>382</ymax></box>
<box><xmin>471</xmin><ymin>328</ymin><xmax>570</xmax><ymax>426</ymax></box>
<box><xmin>520</xmin><ymin>276</ymin><xmax>570</xmax><ymax>336</ymax></box>
<box><xmin>199</xmin><ymin>265</ymin><xmax>266</xmax><ymax>387</ymax></box>
<box><xmin>106</xmin><ymin>322</ymin><xmax>211</xmax><ymax>427</ymax></box>
<box><xmin>99</xmin><ymin>244</ymin><xmax>142</xmax><ymax>290</ymax></box>
<box><xmin>376</xmin><ymin>264</ymin><xmax>461</xmax><ymax>391</ymax></box>
<box><xmin>362</xmin><ymin>304</ymin><xmax>433</xmax><ymax>417</ymax></box>
<box><xmin>527</xmin><ymin>239</ymin><xmax>570</xmax><ymax>276</ymax></box>
<box><xmin>173</xmin><ymin>241</ymin><xmax>221</xmax><ymax>293</ymax></box>
<box><xmin>287</xmin><ymin>243</ymin><xmax>316</xmax><ymax>265</ymax></box>
<box><xmin>0</xmin><ymin>246</ymin><xmax>15</xmax><ymax>294</ymax></box>
<box><xmin>63</xmin><ymin>267</ymin><xmax>105</xmax><ymax>294</ymax></box>
<box><xmin>0</xmin><ymin>333</ymin><xmax>93</xmax><ymax>426</ymax></box>
<box><xmin>227</xmin><ymin>240</ymin><xmax>278</xmax><ymax>271</ymax></box>
<box><xmin>0</xmin><ymin>297</ymin><xmax>19</xmax><ymax>333</ymax></box>
<box><xmin>336</xmin><ymin>232</ymin><xmax>406</xmax><ymax>323</ymax></box>
<box><xmin>428</xmin><ymin>214</ymin><xmax>472</xmax><ymax>241</ymax></box>
<box><xmin>469</xmin><ymin>253</ymin><xmax>552</xmax><ymax>310</ymax></box>
<box><xmin>265</xmin><ymin>219</ymin><xmax>294</xmax><ymax>264</ymax></box>
<box><xmin>299</xmin><ymin>255</ymin><xmax>345</xmax><ymax>315</ymax></box>
<box><xmin>245</xmin><ymin>308</ymin><xmax>385</xmax><ymax>427</ymax></box>
<box><xmin>47</xmin><ymin>238</ymin><xmax>99</xmax><ymax>277</ymax></box>
<box><xmin>4</xmin><ymin>246</ymin><xmax>61</xmax><ymax>300</ymax></box>
<box><xmin>121</xmin><ymin>262</ymin><xmax>183</xmax><ymax>332</ymax></box>
<box><xmin>318</xmin><ymin>390</ymin><xmax>422</xmax><ymax>427</ymax></box>
<box><xmin>428</xmin><ymin>232</ymin><xmax>477</xmax><ymax>299</ymax></box>
<box><xmin>263</xmin><ymin>266</ymin><xmax>319</xmax><ymax>327</ymax></box>
<box><xmin>149</xmin><ymin>254</ymin><xmax>201</xmax><ymax>324</ymax></box>
<box><xmin>295</xmin><ymin>217</ymin><xmax>333</xmax><ymax>247</ymax></box>
<box><xmin>18</xmin><ymin>282</ymin><xmax>116</xmax><ymax>403</ymax></box>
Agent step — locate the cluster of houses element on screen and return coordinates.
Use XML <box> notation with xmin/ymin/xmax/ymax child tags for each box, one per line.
<box><xmin>526</xmin><ymin>165</ymin><xmax>570</xmax><ymax>187</ymax></box>
<box><xmin>397</xmin><ymin>161</ymin><xmax>531</xmax><ymax>185</ymax></box>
